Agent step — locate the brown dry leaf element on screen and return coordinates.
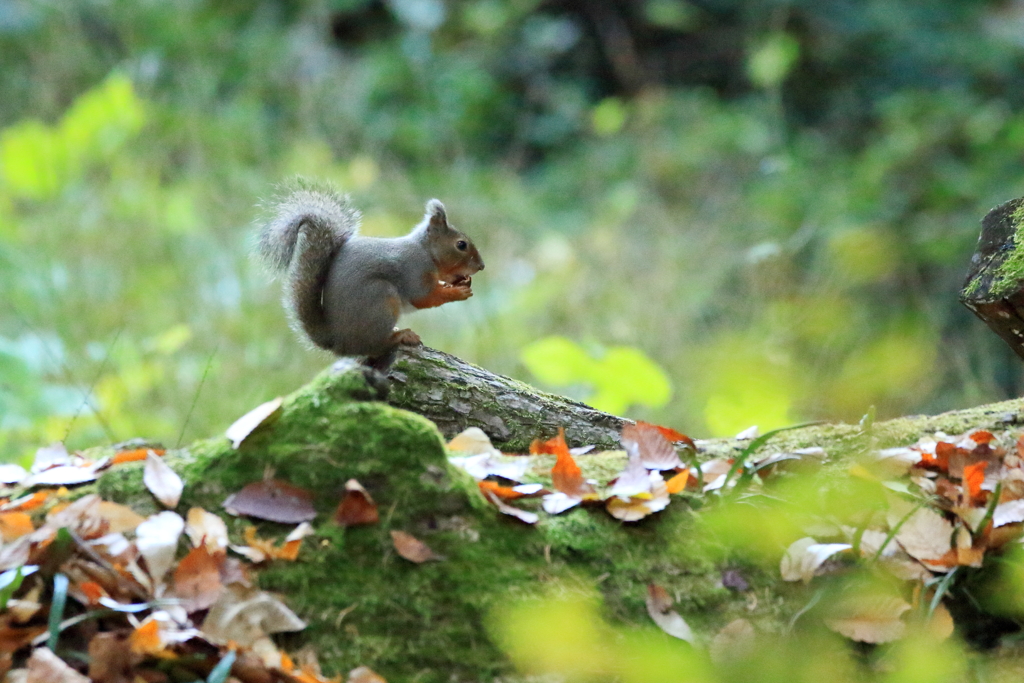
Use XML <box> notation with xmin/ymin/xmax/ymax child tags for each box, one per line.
<box><xmin>87</xmin><ymin>631</ymin><xmax>140</xmax><ymax>683</ymax></box>
<box><xmin>447</xmin><ymin>427</ymin><xmax>498</xmax><ymax>455</ymax></box>
<box><xmin>621</xmin><ymin>423</ymin><xmax>683</xmax><ymax>471</ymax></box>
<box><xmin>390</xmin><ymin>530</ymin><xmax>442</xmax><ymax>563</ymax></box>
<box><xmin>927</xmin><ymin>602</ymin><xmax>955</xmax><ymax>641</ymax></box>
<box><xmin>25</xmin><ymin>647</ymin><xmax>89</xmax><ymax>683</ymax></box>
<box><xmin>894</xmin><ymin>507</ymin><xmax>953</xmax><ymax>562</ymax></box>
<box><xmin>484</xmin><ymin>492</ymin><xmax>539</xmax><ymax>525</ymax></box>
<box><xmin>334</xmin><ymin>479</ymin><xmax>379</xmax><ymax>527</ymax></box>
<box><xmin>143</xmin><ymin>450</ymin><xmax>183</xmax><ymax>509</ymax></box>
<box><xmin>824</xmin><ymin>595</ymin><xmax>911</xmax><ymax>643</ymax></box>
<box><xmin>0</xmin><ymin>625</ymin><xmax>47</xmax><ymax>655</ymax></box>
<box><xmin>645</xmin><ymin>583</ymin><xmax>694</xmax><ymax>642</ymax></box>
<box><xmin>224</xmin><ymin>479</ymin><xmax>316</xmax><ymax>524</ymax></box>
<box><xmin>226</xmin><ymin>397</ymin><xmax>283</xmax><ymax>449</ymax></box>
<box><xmin>172</xmin><ymin>546</ymin><xmax>225</xmax><ymax>612</ymax></box>
<box><xmin>710</xmin><ymin>618</ymin><xmax>755</xmax><ymax>664</ymax></box>
<box><xmin>202</xmin><ymin>583</ymin><xmax>306</xmax><ymax>648</ymax></box>
<box><xmin>0</xmin><ymin>513</ymin><xmax>34</xmax><ymax>541</ymax></box>
<box><xmin>185</xmin><ymin>507</ymin><xmax>230</xmax><ymax>552</ymax></box>
<box><xmin>95</xmin><ymin>501</ymin><xmax>145</xmax><ymax>535</ymax></box>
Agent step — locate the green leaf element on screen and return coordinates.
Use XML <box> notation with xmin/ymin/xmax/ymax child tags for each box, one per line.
<box><xmin>207</xmin><ymin>650</ymin><xmax>237</xmax><ymax>683</ymax></box>
<box><xmin>0</xmin><ymin>566</ymin><xmax>34</xmax><ymax>610</ymax></box>
<box><xmin>48</xmin><ymin>573</ymin><xmax>69</xmax><ymax>650</ymax></box>
<box><xmin>747</xmin><ymin>33</ymin><xmax>800</xmax><ymax>89</ymax></box>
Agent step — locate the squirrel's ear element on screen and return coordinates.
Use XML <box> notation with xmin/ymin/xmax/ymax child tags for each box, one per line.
<box><xmin>425</xmin><ymin>199</ymin><xmax>448</xmax><ymax>230</ymax></box>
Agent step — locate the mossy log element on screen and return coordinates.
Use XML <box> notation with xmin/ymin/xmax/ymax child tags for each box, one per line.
<box><xmin>90</xmin><ymin>359</ymin><xmax>1024</xmax><ymax>681</ymax></box>
<box><xmin>961</xmin><ymin>197</ymin><xmax>1024</xmax><ymax>360</ymax></box>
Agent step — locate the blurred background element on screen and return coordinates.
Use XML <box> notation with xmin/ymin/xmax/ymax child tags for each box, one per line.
<box><xmin>2</xmin><ymin>0</ymin><xmax>1024</xmax><ymax>461</ymax></box>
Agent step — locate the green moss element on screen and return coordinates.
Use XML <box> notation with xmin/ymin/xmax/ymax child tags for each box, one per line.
<box><xmin>989</xmin><ymin>203</ymin><xmax>1024</xmax><ymax>297</ymax></box>
<box><xmin>87</xmin><ymin>362</ymin><xmax>1024</xmax><ymax>680</ymax></box>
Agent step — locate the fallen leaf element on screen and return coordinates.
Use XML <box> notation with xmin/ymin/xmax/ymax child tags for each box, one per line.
<box><xmin>478</xmin><ymin>481</ymin><xmax>525</xmax><ymax>500</ymax></box>
<box><xmin>173</xmin><ymin>546</ymin><xmax>225</xmax><ymax>612</ymax></box>
<box><xmin>0</xmin><ymin>513</ymin><xmax>34</xmax><ymax>542</ymax></box>
<box><xmin>548</xmin><ymin>431</ymin><xmax>595</xmax><ymax>499</ymax></box>
<box><xmin>31</xmin><ymin>443</ymin><xmax>71</xmax><ymax>472</ymax></box>
<box><xmin>224</xmin><ymin>479</ymin><xmax>316</xmax><ymax>524</ymax></box>
<box><xmin>390</xmin><ymin>531</ymin><xmax>441</xmax><ymax>563</ymax></box>
<box><xmin>927</xmin><ymin>601</ymin><xmax>955</xmax><ymax>641</ymax></box>
<box><xmin>608</xmin><ymin>452</ymin><xmax>653</xmax><ymax>499</ymax></box>
<box><xmin>735</xmin><ymin>425</ymin><xmax>759</xmax><ymax>440</ymax></box>
<box><xmin>129</xmin><ymin>619</ymin><xmax>164</xmax><ymax>656</ymax></box>
<box><xmin>202</xmin><ymin>583</ymin><xmax>306</xmax><ymax>647</ymax></box>
<box><xmin>0</xmin><ymin>464</ymin><xmax>27</xmax><ymax>485</ymax></box>
<box><xmin>111</xmin><ymin>447</ymin><xmax>164</xmax><ymax>465</ymax></box>
<box><xmin>135</xmin><ymin>511</ymin><xmax>185</xmax><ymax>585</ymax></box>
<box><xmin>1</xmin><ymin>492</ymin><xmax>48</xmax><ymax>512</ymax></box>
<box><xmin>87</xmin><ymin>631</ymin><xmax>141</xmax><ymax>683</ymax></box>
<box><xmin>894</xmin><ymin>507</ymin><xmax>954</xmax><ymax>562</ymax></box>
<box><xmin>185</xmin><ymin>507</ymin><xmax>230</xmax><ymax>552</ymax></box>
<box><xmin>665</xmin><ymin>469</ymin><xmax>692</xmax><ymax>494</ymax></box>
<box><xmin>225</xmin><ymin>397</ymin><xmax>283</xmax><ymax>449</ymax></box>
<box><xmin>530</xmin><ymin>429</ymin><xmax>571</xmax><ymax>456</ymax></box>
<box><xmin>607</xmin><ymin>472</ymin><xmax>670</xmax><ymax>522</ymax></box>
<box><xmin>638</xmin><ymin>421</ymin><xmax>695</xmax><ymax>448</ymax></box>
<box><xmin>25</xmin><ymin>646</ymin><xmax>89</xmax><ymax>683</ymax></box>
<box><xmin>701</xmin><ymin>459</ymin><xmax>733</xmax><ymax>492</ymax></box>
<box><xmin>144</xmin><ymin>450</ymin><xmax>183</xmax><ymax>509</ymax></box>
<box><xmin>621</xmin><ymin>423</ymin><xmax>683</xmax><ymax>470</ymax></box>
<box><xmin>993</xmin><ymin>499</ymin><xmax>1024</xmax><ymax>528</ymax></box>
<box><xmin>447</xmin><ymin>427</ymin><xmax>498</xmax><ymax>455</ymax></box>
<box><xmin>541</xmin><ymin>491</ymin><xmax>582</xmax><ymax>515</ymax></box>
<box><xmin>963</xmin><ymin>461</ymin><xmax>987</xmax><ymax>503</ymax></box>
<box><xmin>645</xmin><ymin>583</ymin><xmax>694</xmax><ymax>642</ymax></box>
<box><xmin>278</xmin><ymin>522</ymin><xmax>315</xmax><ymax>561</ymax></box>
<box><xmin>484</xmin><ymin>492</ymin><xmax>538</xmax><ymax>525</ymax></box>
<box><xmin>95</xmin><ymin>502</ymin><xmax>146</xmax><ymax>534</ymax></box>
<box><xmin>824</xmin><ymin>595</ymin><xmax>910</xmax><ymax>643</ymax></box>
<box><xmin>780</xmin><ymin>537</ymin><xmax>852</xmax><ymax>583</ymax></box>
<box><xmin>448</xmin><ymin>453</ymin><xmax>529</xmax><ymax>482</ymax></box>
<box><xmin>334</xmin><ymin>479</ymin><xmax>379</xmax><ymax>527</ymax></box>
<box><xmin>26</xmin><ymin>464</ymin><xmax>99</xmax><ymax>487</ymax></box>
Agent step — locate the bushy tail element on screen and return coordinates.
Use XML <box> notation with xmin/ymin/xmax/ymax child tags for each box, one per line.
<box><xmin>256</xmin><ymin>181</ymin><xmax>360</xmax><ymax>352</ymax></box>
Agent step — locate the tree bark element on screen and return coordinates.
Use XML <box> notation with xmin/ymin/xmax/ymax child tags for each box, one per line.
<box><xmin>385</xmin><ymin>345</ymin><xmax>630</xmax><ymax>451</ymax></box>
<box><xmin>961</xmin><ymin>196</ymin><xmax>1024</xmax><ymax>361</ymax></box>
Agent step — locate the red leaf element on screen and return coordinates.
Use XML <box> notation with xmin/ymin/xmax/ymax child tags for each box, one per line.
<box><xmin>334</xmin><ymin>479</ymin><xmax>379</xmax><ymax>527</ymax></box>
<box><xmin>970</xmin><ymin>430</ymin><xmax>995</xmax><ymax>446</ymax></box>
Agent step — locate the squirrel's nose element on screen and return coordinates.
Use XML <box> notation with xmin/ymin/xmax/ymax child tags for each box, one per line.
<box><xmin>477</xmin><ymin>261</ymin><xmax>485</xmax><ymax>271</ymax></box>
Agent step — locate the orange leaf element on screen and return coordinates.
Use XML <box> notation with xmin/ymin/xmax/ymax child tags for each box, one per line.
<box><xmin>0</xmin><ymin>512</ymin><xmax>33</xmax><ymax>541</ymax></box>
<box><xmin>921</xmin><ymin>442</ymin><xmax>954</xmax><ymax>471</ymax></box>
<box><xmin>551</xmin><ymin>447</ymin><xmax>586</xmax><ymax>497</ymax></box>
<box><xmin>391</xmin><ymin>530</ymin><xmax>441</xmax><ymax>563</ymax></box>
<box><xmin>970</xmin><ymin>431</ymin><xmax>995</xmax><ymax>446</ymax></box>
<box><xmin>129</xmin><ymin>619</ymin><xmax>162</xmax><ymax>655</ymax></box>
<box><xmin>2</xmin><ymin>491</ymin><xmax>49</xmax><ymax>512</ymax></box>
<box><xmin>112</xmin><ymin>448</ymin><xmax>165</xmax><ymax>465</ymax></box>
<box><xmin>478</xmin><ymin>481</ymin><xmax>523</xmax><ymax>500</ymax></box>
<box><xmin>79</xmin><ymin>581</ymin><xmax>105</xmax><ymax>606</ymax></box>
<box><xmin>665</xmin><ymin>470</ymin><xmax>691</xmax><ymax>494</ymax></box>
<box><xmin>964</xmin><ymin>461</ymin><xmax>988</xmax><ymax>503</ymax></box>
<box><xmin>278</xmin><ymin>539</ymin><xmax>302</xmax><ymax>561</ymax></box>
<box><xmin>638</xmin><ymin>421</ymin><xmax>695</xmax><ymax>449</ymax></box>
<box><xmin>530</xmin><ymin>428</ymin><xmax>571</xmax><ymax>457</ymax></box>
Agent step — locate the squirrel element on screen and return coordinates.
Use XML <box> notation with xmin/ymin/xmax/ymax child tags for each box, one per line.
<box><xmin>256</xmin><ymin>180</ymin><xmax>484</xmax><ymax>369</ymax></box>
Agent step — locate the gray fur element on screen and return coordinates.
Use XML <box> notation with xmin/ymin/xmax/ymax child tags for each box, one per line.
<box><xmin>255</xmin><ymin>183</ymin><xmax>360</xmax><ymax>351</ymax></box>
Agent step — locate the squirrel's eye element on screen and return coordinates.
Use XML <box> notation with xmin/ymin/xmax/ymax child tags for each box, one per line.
<box><xmin>456</xmin><ymin>240</ymin><xmax>468</xmax><ymax>251</ymax></box>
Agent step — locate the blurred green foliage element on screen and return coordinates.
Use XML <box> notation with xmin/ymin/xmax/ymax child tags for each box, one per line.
<box><xmin>1</xmin><ymin>0</ymin><xmax>1023</xmax><ymax>461</ymax></box>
